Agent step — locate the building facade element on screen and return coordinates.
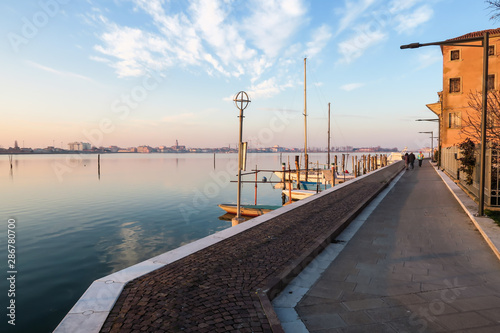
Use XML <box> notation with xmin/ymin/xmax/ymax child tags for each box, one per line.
<box><xmin>427</xmin><ymin>28</ymin><xmax>500</xmax><ymax>148</ymax></box>
<box><xmin>68</xmin><ymin>142</ymin><xmax>91</xmax><ymax>151</ymax></box>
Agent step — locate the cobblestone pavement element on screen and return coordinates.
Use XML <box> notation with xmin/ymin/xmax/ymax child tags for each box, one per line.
<box><xmin>296</xmin><ymin>162</ymin><xmax>500</xmax><ymax>332</ymax></box>
<box><xmin>99</xmin><ymin>163</ymin><xmax>403</xmax><ymax>333</ymax></box>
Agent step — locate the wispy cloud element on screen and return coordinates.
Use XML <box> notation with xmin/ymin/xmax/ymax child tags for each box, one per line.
<box><xmin>26</xmin><ymin>61</ymin><xmax>94</xmax><ymax>82</ymax></box>
<box><xmin>394</xmin><ymin>5</ymin><xmax>433</xmax><ymax>34</ymax></box>
<box><xmin>335</xmin><ymin>0</ymin><xmax>377</xmax><ymax>36</ymax></box>
<box><xmin>389</xmin><ymin>0</ymin><xmax>421</xmax><ymax>13</ymax></box>
<box><xmin>306</xmin><ymin>24</ymin><xmax>332</xmax><ymax>58</ymax></box>
<box><xmin>248</xmin><ymin>78</ymin><xmax>283</xmax><ymax>99</ymax></box>
<box><xmin>340</xmin><ymin>82</ymin><xmax>365</xmax><ymax>91</ymax></box>
<box><xmin>243</xmin><ymin>0</ymin><xmax>307</xmax><ymax>59</ymax></box>
<box><xmin>88</xmin><ymin>0</ymin><xmax>309</xmax><ymax>88</ymax></box>
<box><xmin>334</xmin><ymin>0</ymin><xmax>435</xmax><ymax>65</ymax></box>
<box><xmin>337</xmin><ymin>28</ymin><xmax>386</xmax><ymax>64</ymax></box>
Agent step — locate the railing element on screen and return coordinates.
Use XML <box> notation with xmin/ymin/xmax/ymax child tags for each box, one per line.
<box><xmin>440</xmin><ymin>145</ymin><xmax>500</xmax><ymax>207</ymax></box>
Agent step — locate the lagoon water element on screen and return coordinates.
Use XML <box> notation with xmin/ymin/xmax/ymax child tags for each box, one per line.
<box><xmin>0</xmin><ymin>152</ymin><xmax>361</xmax><ymax>332</ymax></box>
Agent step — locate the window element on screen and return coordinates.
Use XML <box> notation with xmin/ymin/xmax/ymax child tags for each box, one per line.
<box><xmin>449</xmin><ymin>77</ymin><xmax>461</xmax><ymax>93</ymax></box>
<box><xmin>489</xmin><ymin>45</ymin><xmax>495</xmax><ymax>56</ymax></box>
<box><xmin>449</xmin><ymin>112</ymin><xmax>461</xmax><ymax>129</ymax></box>
<box><xmin>488</xmin><ymin>74</ymin><xmax>496</xmax><ymax>90</ymax></box>
<box><xmin>450</xmin><ymin>50</ymin><xmax>460</xmax><ymax>61</ymax></box>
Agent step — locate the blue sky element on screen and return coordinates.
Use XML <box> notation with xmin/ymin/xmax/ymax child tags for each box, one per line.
<box><xmin>0</xmin><ymin>0</ymin><xmax>498</xmax><ymax>150</ymax></box>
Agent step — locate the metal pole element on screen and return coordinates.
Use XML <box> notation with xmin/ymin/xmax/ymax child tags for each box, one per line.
<box><xmin>304</xmin><ymin>58</ymin><xmax>307</xmax><ymax>156</ymax></box>
<box><xmin>431</xmin><ymin>131</ymin><xmax>434</xmax><ymax>162</ymax></box>
<box><xmin>304</xmin><ymin>58</ymin><xmax>308</xmax><ymax>181</ymax></box>
<box><xmin>232</xmin><ymin>91</ymin><xmax>250</xmax><ymax>225</ymax></box>
<box><xmin>479</xmin><ymin>31</ymin><xmax>489</xmax><ymax>216</ymax></box>
<box><xmin>327</xmin><ymin>102</ymin><xmax>331</xmax><ymax>166</ymax></box>
<box><xmin>236</xmin><ymin>107</ymin><xmax>244</xmax><ymax>220</ymax></box>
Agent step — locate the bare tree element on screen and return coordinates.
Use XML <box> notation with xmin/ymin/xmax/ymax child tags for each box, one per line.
<box><xmin>487</xmin><ymin>1</ymin><xmax>500</xmax><ymax>20</ymax></box>
<box><xmin>460</xmin><ymin>90</ymin><xmax>500</xmax><ymax>143</ymax></box>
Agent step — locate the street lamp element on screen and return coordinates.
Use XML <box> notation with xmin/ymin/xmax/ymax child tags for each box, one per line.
<box><xmin>419</xmin><ymin>131</ymin><xmax>435</xmax><ymax>162</ymax></box>
<box><xmin>402</xmin><ymin>31</ymin><xmax>489</xmax><ymax>216</ymax></box>
<box><xmin>416</xmin><ymin>118</ymin><xmax>440</xmax><ymax>166</ymax></box>
<box><xmin>233</xmin><ymin>91</ymin><xmax>250</xmax><ymax>225</ymax></box>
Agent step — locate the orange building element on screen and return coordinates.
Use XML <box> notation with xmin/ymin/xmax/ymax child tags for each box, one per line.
<box><xmin>427</xmin><ymin>28</ymin><xmax>500</xmax><ymax>148</ymax></box>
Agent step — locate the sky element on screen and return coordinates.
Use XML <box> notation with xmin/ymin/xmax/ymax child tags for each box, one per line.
<box><xmin>0</xmin><ymin>0</ymin><xmax>498</xmax><ymax>151</ymax></box>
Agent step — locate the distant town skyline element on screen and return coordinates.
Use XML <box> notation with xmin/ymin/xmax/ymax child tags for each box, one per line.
<box><xmin>0</xmin><ymin>1</ymin><xmax>495</xmax><ymax>151</ymax></box>
<box><xmin>0</xmin><ymin>139</ymin><xmax>399</xmax><ymax>154</ymax></box>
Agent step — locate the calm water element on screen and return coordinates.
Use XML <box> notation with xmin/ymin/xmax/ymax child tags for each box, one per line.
<box><xmin>0</xmin><ymin>152</ymin><xmax>359</xmax><ymax>333</ymax></box>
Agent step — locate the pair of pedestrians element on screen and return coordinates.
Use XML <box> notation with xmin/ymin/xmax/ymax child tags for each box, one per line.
<box><xmin>405</xmin><ymin>151</ymin><xmax>425</xmax><ymax>169</ymax></box>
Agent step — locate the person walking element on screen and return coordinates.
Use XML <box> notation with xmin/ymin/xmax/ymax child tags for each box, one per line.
<box><xmin>409</xmin><ymin>152</ymin><xmax>416</xmax><ymax>170</ymax></box>
<box><xmin>417</xmin><ymin>151</ymin><xmax>424</xmax><ymax>167</ymax></box>
<box><xmin>404</xmin><ymin>152</ymin><xmax>409</xmax><ymax>170</ymax></box>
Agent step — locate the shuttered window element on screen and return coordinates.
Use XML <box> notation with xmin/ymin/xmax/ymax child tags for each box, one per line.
<box><xmin>449</xmin><ymin>78</ymin><xmax>461</xmax><ymax>93</ymax></box>
<box><xmin>488</xmin><ymin>74</ymin><xmax>495</xmax><ymax>90</ymax></box>
<box><xmin>448</xmin><ymin>112</ymin><xmax>461</xmax><ymax>129</ymax></box>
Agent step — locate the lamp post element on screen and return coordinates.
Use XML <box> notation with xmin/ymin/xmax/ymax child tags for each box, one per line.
<box><xmin>416</xmin><ymin>118</ymin><xmax>440</xmax><ymax>166</ymax></box>
<box><xmin>402</xmin><ymin>31</ymin><xmax>489</xmax><ymax>216</ymax></box>
<box><xmin>419</xmin><ymin>131</ymin><xmax>435</xmax><ymax>161</ymax></box>
<box><xmin>233</xmin><ymin>91</ymin><xmax>250</xmax><ymax>225</ymax></box>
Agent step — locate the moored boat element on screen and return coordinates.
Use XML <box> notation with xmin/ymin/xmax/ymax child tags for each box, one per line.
<box><xmin>218</xmin><ymin>204</ymin><xmax>281</xmax><ymax>217</ymax></box>
<box><xmin>282</xmin><ymin>189</ymin><xmax>317</xmax><ymax>201</ymax></box>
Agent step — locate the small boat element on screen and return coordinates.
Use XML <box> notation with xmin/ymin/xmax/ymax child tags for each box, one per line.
<box><xmin>282</xmin><ymin>189</ymin><xmax>317</xmax><ymax>201</ymax></box>
<box><xmin>218</xmin><ymin>204</ymin><xmax>280</xmax><ymax>217</ymax></box>
<box><xmin>218</xmin><ymin>213</ymin><xmax>253</xmax><ymax>222</ymax></box>
<box><xmin>299</xmin><ymin>181</ymin><xmax>331</xmax><ymax>191</ymax></box>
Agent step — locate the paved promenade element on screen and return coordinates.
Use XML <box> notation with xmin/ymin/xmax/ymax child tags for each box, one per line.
<box><xmin>291</xmin><ymin>162</ymin><xmax>500</xmax><ymax>332</ymax></box>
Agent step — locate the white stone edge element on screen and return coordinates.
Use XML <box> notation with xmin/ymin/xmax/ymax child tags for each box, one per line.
<box><xmin>53</xmin><ymin>162</ymin><xmax>401</xmax><ymax>333</ymax></box>
<box><xmin>432</xmin><ymin>162</ymin><xmax>500</xmax><ymax>261</ymax></box>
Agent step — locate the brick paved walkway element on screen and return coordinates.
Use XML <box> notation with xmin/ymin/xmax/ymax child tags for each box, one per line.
<box><xmin>99</xmin><ymin>163</ymin><xmax>403</xmax><ymax>333</ymax></box>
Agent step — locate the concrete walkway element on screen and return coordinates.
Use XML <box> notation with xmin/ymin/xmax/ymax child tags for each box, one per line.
<box><xmin>282</xmin><ymin>161</ymin><xmax>500</xmax><ymax>332</ymax></box>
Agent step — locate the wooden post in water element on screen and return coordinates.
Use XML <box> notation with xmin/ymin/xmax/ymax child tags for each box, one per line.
<box><xmin>98</xmin><ymin>154</ymin><xmax>101</xmax><ymax>178</ymax></box>
<box><xmin>352</xmin><ymin>156</ymin><xmax>354</xmax><ymax>175</ymax></box>
<box><xmin>295</xmin><ymin>155</ymin><xmax>301</xmax><ymax>189</ymax></box>
<box><xmin>363</xmin><ymin>155</ymin><xmax>366</xmax><ymax>174</ymax></box>
<box><xmin>213</xmin><ymin>152</ymin><xmax>216</xmax><ymax>169</ymax></box>
<box><xmin>316</xmin><ymin>161</ymin><xmax>320</xmax><ymax>193</ymax></box>
<box><xmin>330</xmin><ymin>162</ymin><xmax>335</xmax><ymax>187</ymax></box>
<box><xmin>288</xmin><ymin>163</ymin><xmax>293</xmax><ymax>204</ymax></box>
<box><xmin>334</xmin><ymin>155</ymin><xmax>338</xmax><ymax>173</ymax></box>
<box><xmin>305</xmin><ymin>154</ymin><xmax>309</xmax><ymax>182</ymax></box>
<box><xmin>281</xmin><ymin>162</ymin><xmax>286</xmax><ymax>189</ymax></box>
<box><xmin>254</xmin><ymin>165</ymin><xmax>258</xmax><ymax>205</ymax></box>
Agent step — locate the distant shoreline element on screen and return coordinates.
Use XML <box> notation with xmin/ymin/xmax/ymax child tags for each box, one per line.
<box><xmin>0</xmin><ymin>150</ymin><xmax>397</xmax><ymax>155</ymax></box>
